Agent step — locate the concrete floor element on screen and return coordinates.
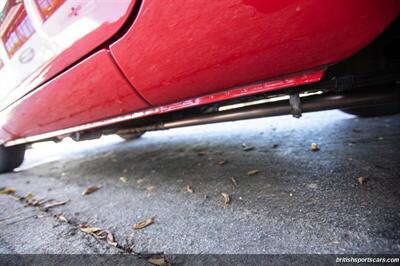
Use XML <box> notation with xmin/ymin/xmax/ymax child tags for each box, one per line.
<box><xmin>1</xmin><ymin>110</ymin><xmax>399</xmax><ymax>261</ymax></box>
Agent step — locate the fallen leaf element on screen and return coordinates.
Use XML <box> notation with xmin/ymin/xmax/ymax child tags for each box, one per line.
<box><xmin>80</xmin><ymin>226</ymin><xmax>117</xmax><ymax>246</ymax></box>
<box><xmin>105</xmin><ymin>230</ymin><xmax>118</xmax><ymax>246</ymax></box>
<box><xmin>82</xmin><ymin>185</ymin><xmax>101</xmax><ymax>196</ymax></box>
<box><xmin>186</xmin><ymin>185</ymin><xmax>193</xmax><ymax>193</ymax></box>
<box><xmin>26</xmin><ymin>197</ymin><xmax>44</xmax><ymax>207</ymax></box>
<box><xmin>357</xmin><ymin>176</ymin><xmax>366</xmax><ymax>185</ymax></box>
<box><xmin>119</xmin><ymin>176</ymin><xmax>128</xmax><ymax>183</ymax></box>
<box><xmin>230</xmin><ymin>177</ymin><xmax>238</xmax><ymax>187</ymax></box>
<box><xmin>41</xmin><ymin>200</ymin><xmax>68</xmax><ymax>211</ymax></box>
<box><xmin>148</xmin><ymin>256</ymin><xmax>169</xmax><ymax>266</ymax></box>
<box><xmin>133</xmin><ymin>217</ymin><xmax>155</xmax><ymax>230</ymax></box>
<box><xmin>0</xmin><ymin>187</ymin><xmax>16</xmax><ymax>194</ymax></box>
<box><xmin>80</xmin><ymin>226</ymin><xmax>102</xmax><ymax>235</ymax></box>
<box><xmin>137</xmin><ymin>179</ymin><xmax>144</xmax><ymax>184</ymax></box>
<box><xmin>243</xmin><ymin>146</ymin><xmax>255</xmax><ymax>152</ymax></box>
<box><xmin>57</xmin><ymin>214</ymin><xmax>68</xmax><ymax>223</ymax></box>
<box><xmin>310</xmin><ymin>143</ymin><xmax>320</xmax><ymax>152</ymax></box>
<box><xmin>197</xmin><ymin>150</ymin><xmax>208</xmax><ymax>156</ymax></box>
<box><xmin>147</xmin><ymin>186</ymin><xmax>155</xmax><ymax>192</ymax></box>
<box><xmin>217</xmin><ymin>160</ymin><xmax>227</xmax><ymax>166</ymax></box>
<box><xmin>247</xmin><ymin>169</ymin><xmax>260</xmax><ymax>176</ymax></box>
<box><xmin>221</xmin><ymin>193</ymin><xmax>230</xmax><ymax>205</ymax></box>
<box><xmin>25</xmin><ymin>192</ymin><xmax>33</xmax><ymax>200</ymax></box>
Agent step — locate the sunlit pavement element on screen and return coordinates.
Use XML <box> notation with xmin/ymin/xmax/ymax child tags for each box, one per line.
<box><xmin>1</xmin><ymin>110</ymin><xmax>399</xmax><ymax>256</ymax></box>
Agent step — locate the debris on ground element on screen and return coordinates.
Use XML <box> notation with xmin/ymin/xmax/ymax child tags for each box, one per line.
<box><xmin>0</xmin><ymin>187</ymin><xmax>16</xmax><ymax>194</ymax></box>
<box><xmin>41</xmin><ymin>199</ymin><xmax>68</xmax><ymax>211</ymax></box>
<box><xmin>197</xmin><ymin>150</ymin><xmax>208</xmax><ymax>156</ymax></box>
<box><xmin>217</xmin><ymin>160</ymin><xmax>227</xmax><ymax>166</ymax></box>
<box><xmin>82</xmin><ymin>185</ymin><xmax>101</xmax><ymax>196</ymax></box>
<box><xmin>307</xmin><ymin>183</ymin><xmax>318</xmax><ymax>189</ymax></box>
<box><xmin>221</xmin><ymin>193</ymin><xmax>230</xmax><ymax>205</ymax></box>
<box><xmin>25</xmin><ymin>192</ymin><xmax>33</xmax><ymax>200</ymax></box>
<box><xmin>272</xmin><ymin>144</ymin><xmax>279</xmax><ymax>149</ymax></box>
<box><xmin>247</xmin><ymin>169</ymin><xmax>260</xmax><ymax>176</ymax></box>
<box><xmin>79</xmin><ymin>225</ymin><xmax>118</xmax><ymax>246</ymax></box>
<box><xmin>56</xmin><ymin>213</ymin><xmax>69</xmax><ymax>223</ymax></box>
<box><xmin>242</xmin><ymin>143</ymin><xmax>255</xmax><ymax>151</ymax></box>
<box><xmin>147</xmin><ymin>186</ymin><xmax>155</xmax><ymax>192</ymax></box>
<box><xmin>357</xmin><ymin>176</ymin><xmax>367</xmax><ymax>185</ymax></box>
<box><xmin>133</xmin><ymin>217</ymin><xmax>155</xmax><ymax>230</ymax></box>
<box><xmin>137</xmin><ymin>179</ymin><xmax>144</xmax><ymax>184</ymax></box>
<box><xmin>230</xmin><ymin>177</ymin><xmax>238</xmax><ymax>187</ymax></box>
<box><xmin>186</xmin><ymin>185</ymin><xmax>193</xmax><ymax>193</ymax></box>
<box><xmin>119</xmin><ymin>176</ymin><xmax>128</xmax><ymax>183</ymax></box>
<box><xmin>147</xmin><ymin>255</ymin><xmax>169</xmax><ymax>266</ymax></box>
<box><xmin>310</xmin><ymin>143</ymin><xmax>320</xmax><ymax>152</ymax></box>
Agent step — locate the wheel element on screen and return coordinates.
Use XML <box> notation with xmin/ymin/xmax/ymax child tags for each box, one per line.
<box><xmin>341</xmin><ymin>103</ymin><xmax>400</xmax><ymax>117</ymax></box>
<box><xmin>0</xmin><ymin>144</ymin><xmax>26</xmax><ymax>173</ymax></box>
<box><xmin>117</xmin><ymin>131</ymin><xmax>145</xmax><ymax>141</ymax></box>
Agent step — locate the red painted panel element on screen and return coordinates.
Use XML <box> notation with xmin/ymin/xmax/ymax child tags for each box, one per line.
<box><xmin>1</xmin><ymin>50</ymin><xmax>149</xmax><ymax>138</ymax></box>
<box><xmin>110</xmin><ymin>0</ymin><xmax>400</xmax><ymax>106</ymax></box>
<box><xmin>0</xmin><ymin>128</ymin><xmax>13</xmax><ymax>144</ymax></box>
<box><xmin>3</xmin><ymin>67</ymin><xmax>324</xmax><ymax>146</ymax></box>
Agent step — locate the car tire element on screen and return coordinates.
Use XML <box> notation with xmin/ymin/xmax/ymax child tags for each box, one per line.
<box><xmin>117</xmin><ymin>132</ymin><xmax>145</xmax><ymax>141</ymax></box>
<box><xmin>341</xmin><ymin>103</ymin><xmax>400</xmax><ymax>117</ymax></box>
<box><xmin>0</xmin><ymin>144</ymin><xmax>26</xmax><ymax>173</ymax></box>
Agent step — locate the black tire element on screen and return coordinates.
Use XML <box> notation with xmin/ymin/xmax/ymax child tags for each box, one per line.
<box><xmin>117</xmin><ymin>132</ymin><xmax>145</xmax><ymax>141</ymax></box>
<box><xmin>0</xmin><ymin>145</ymin><xmax>26</xmax><ymax>173</ymax></box>
<box><xmin>341</xmin><ymin>103</ymin><xmax>400</xmax><ymax>117</ymax></box>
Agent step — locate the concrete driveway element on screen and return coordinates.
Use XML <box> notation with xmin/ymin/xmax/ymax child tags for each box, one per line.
<box><xmin>1</xmin><ymin>110</ymin><xmax>399</xmax><ymax>262</ymax></box>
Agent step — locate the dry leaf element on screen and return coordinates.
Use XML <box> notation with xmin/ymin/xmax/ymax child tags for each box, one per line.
<box><xmin>221</xmin><ymin>193</ymin><xmax>230</xmax><ymax>205</ymax></box>
<box><xmin>147</xmin><ymin>186</ymin><xmax>155</xmax><ymax>192</ymax></box>
<box><xmin>0</xmin><ymin>187</ymin><xmax>16</xmax><ymax>194</ymax></box>
<box><xmin>197</xmin><ymin>150</ymin><xmax>208</xmax><ymax>156</ymax></box>
<box><xmin>310</xmin><ymin>143</ymin><xmax>320</xmax><ymax>152</ymax></box>
<box><xmin>119</xmin><ymin>176</ymin><xmax>128</xmax><ymax>183</ymax></box>
<box><xmin>41</xmin><ymin>200</ymin><xmax>68</xmax><ymax>211</ymax></box>
<box><xmin>147</xmin><ymin>256</ymin><xmax>169</xmax><ymax>266</ymax></box>
<box><xmin>105</xmin><ymin>230</ymin><xmax>118</xmax><ymax>246</ymax></box>
<box><xmin>186</xmin><ymin>185</ymin><xmax>193</xmax><ymax>193</ymax></box>
<box><xmin>217</xmin><ymin>160</ymin><xmax>227</xmax><ymax>166</ymax></box>
<box><xmin>357</xmin><ymin>176</ymin><xmax>366</xmax><ymax>185</ymax></box>
<box><xmin>148</xmin><ymin>256</ymin><xmax>169</xmax><ymax>266</ymax></box>
<box><xmin>25</xmin><ymin>192</ymin><xmax>33</xmax><ymax>200</ymax></box>
<box><xmin>230</xmin><ymin>177</ymin><xmax>238</xmax><ymax>187</ymax></box>
<box><xmin>243</xmin><ymin>145</ymin><xmax>255</xmax><ymax>152</ymax></box>
<box><xmin>80</xmin><ymin>227</ymin><xmax>102</xmax><ymax>235</ymax></box>
<box><xmin>82</xmin><ymin>185</ymin><xmax>101</xmax><ymax>196</ymax></box>
<box><xmin>247</xmin><ymin>169</ymin><xmax>259</xmax><ymax>176</ymax></box>
<box><xmin>133</xmin><ymin>217</ymin><xmax>155</xmax><ymax>230</ymax></box>
<box><xmin>58</xmin><ymin>214</ymin><xmax>68</xmax><ymax>223</ymax></box>
<box><xmin>79</xmin><ymin>225</ymin><xmax>118</xmax><ymax>247</ymax></box>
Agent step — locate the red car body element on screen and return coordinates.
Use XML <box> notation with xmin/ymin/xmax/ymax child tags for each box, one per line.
<box><xmin>0</xmin><ymin>0</ymin><xmax>399</xmax><ymax>146</ymax></box>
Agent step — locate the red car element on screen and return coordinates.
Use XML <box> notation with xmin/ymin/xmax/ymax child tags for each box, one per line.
<box><xmin>0</xmin><ymin>0</ymin><xmax>399</xmax><ymax>172</ymax></box>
